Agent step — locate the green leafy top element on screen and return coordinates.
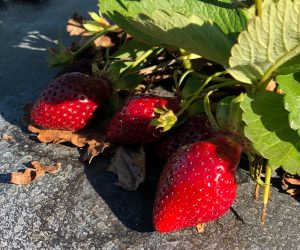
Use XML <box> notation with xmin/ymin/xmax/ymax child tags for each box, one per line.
<box><xmin>99</xmin><ymin>0</ymin><xmax>247</xmax><ymax>66</ymax></box>
<box><xmin>229</xmin><ymin>0</ymin><xmax>300</xmax><ymax>84</ymax></box>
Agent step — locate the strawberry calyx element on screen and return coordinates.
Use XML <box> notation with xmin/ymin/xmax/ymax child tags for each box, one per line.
<box><xmin>150</xmin><ymin>106</ymin><xmax>178</xmax><ymax>132</ymax></box>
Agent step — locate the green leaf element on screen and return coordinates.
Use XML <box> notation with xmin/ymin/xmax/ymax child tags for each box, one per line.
<box><xmin>182</xmin><ymin>76</ymin><xmax>202</xmax><ymax>99</ymax></box>
<box><xmin>100</xmin><ymin>0</ymin><xmax>247</xmax><ymax>66</ymax></box>
<box><xmin>229</xmin><ymin>0</ymin><xmax>300</xmax><ymax>84</ymax></box>
<box><xmin>241</xmin><ymin>90</ymin><xmax>300</xmax><ymax>175</ymax></box>
<box><xmin>113</xmin><ymin>73</ymin><xmax>144</xmax><ymax>89</ymax></box>
<box><xmin>277</xmin><ymin>73</ymin><xmax>300</xmax><ymax>134</ymax></box>
<box><xmin>112</xmin><ymin>39</ymin><xmax>153</xmax><ymax>60</ymax></box>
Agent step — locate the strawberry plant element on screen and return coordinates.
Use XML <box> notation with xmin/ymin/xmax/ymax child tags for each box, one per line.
<box><xmin>20</xmin><ymin>0</ymin><xmax>300</xmax><ymax>233</ymax></box>
<box><xmin>98</xmin><ymin>0</ymin><xmax>300</xmax><ymax>225</ymax></box>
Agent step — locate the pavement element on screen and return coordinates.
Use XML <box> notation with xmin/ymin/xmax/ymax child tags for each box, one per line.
<box><xmin>0</xmin><ymin>0</ymin><xmax>299</xmax><ymax>249</ymax></box>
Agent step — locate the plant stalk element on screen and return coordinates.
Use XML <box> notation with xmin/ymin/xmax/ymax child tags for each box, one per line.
<box><xmin>194</xmin><ymin>72</ymin><xmax>233</xmax><ymax>83</ymax></box>
<box><xmin>184</xmin><ymin>80</ymin><xmax>240</xmax><ymax>100</ymax></box>
<box><xmin>204</xmin><ymin>91</ymin><xmax>220</xmax><ymax>131</ymax></box>
<box><xmin>255</xmin><ymin>0</ymin><xmax>262</xmax><ymax>18</ymax></box>
<box><xmin>123</xmin><ymin>47</ymin><xmax>157</xmax><ymax>74</ymax></box>
<box><xmin>176</xmin><ymin>71</ymin><xmax>227</xmax><ymax>117</ymax></box>
<box><xmin>261</xmin><ymin>163</ymin><xmax>272</xmax><ymax>225</ymax></box>
<box><xmin>253</xmin><ymin>164</ymin><xmax>263</xmax><ymax>201</ymax></box>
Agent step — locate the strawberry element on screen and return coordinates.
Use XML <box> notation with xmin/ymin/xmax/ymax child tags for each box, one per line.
<box><xmin>106</xmin><ymin>94</ymin><xmax>180</xmax><ymax>145</ymax></box>
<box><xmin>31</xmin><ymin>72</ymin><xmax>112</xmax><ymax>131</ymax></box>
<box><xmin>156</xmin><ymin>115</ymin><xmax>214</xmax><ymax>161</ymax></box>
<box><xmin>153</xmin><ymin>135</ymin><xmax>242</xmax><ymax>233</ymax></box>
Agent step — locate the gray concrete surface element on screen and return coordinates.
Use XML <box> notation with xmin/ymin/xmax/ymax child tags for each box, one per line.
<box><xmin>0</xmin><ymin>1</ymin><xmax>299</xmax><ymax>249</ymax></box>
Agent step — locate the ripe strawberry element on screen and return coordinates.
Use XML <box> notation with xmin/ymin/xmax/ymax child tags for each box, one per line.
<box><xmin>156</xmin><ymin>115</ymin><xmax>214</xmax><ymax>161</ymax></box>
<box><xmin>31</xmin><ymin>72</ymin><xmax>112</xmax><ymax>131</ymax></box>
<box><xmin>153</xmin><ymin>135</ymin><xmax>242</xmax><ymax>233</ymax></box>
<box><xmin>106</xmin><ymin>94</ymin><xmax>180</xmax><ymax>145</ymax></box>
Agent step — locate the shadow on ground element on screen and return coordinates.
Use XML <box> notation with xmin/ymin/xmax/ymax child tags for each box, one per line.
<box><xmin>84</xmin><ymin>147</ymin><xmax>163</xmax><ymax>232</ymax></box>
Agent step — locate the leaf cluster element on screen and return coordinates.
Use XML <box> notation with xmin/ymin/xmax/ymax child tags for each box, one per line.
<box><xmin>98</xmin><ymin>0</ymin><xmax>300</xmax><ymax>175</ymax></box>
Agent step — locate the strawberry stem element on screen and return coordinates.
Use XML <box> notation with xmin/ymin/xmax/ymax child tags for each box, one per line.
<box><xmin>253</xmin><ymin>164</ymin><xmax>263</xmax><ymax>201</ymax></box>
<box><xmin>204</xmin><ymin>91</ymin><xmax>220</xmax><ymax>131</ymax></box>
<box><xmin>73</xmin><ymin>25</ymin><xmax>119</xmax><ymax>57</ymax></box>
<box><xmin>193</xmin><ymin>73</ymin><xmax>233</xmax><ymax>83</ymax></box>
<box><xmin>176</xmin><ymin>71</ymin><xmax>227</xmax><ymax>117</ymax></box>
<box><xmin>261</xmin><ymin>163</ymin><xmax>272</xmax><ymax>225</ymax></box>
<box><xmin>255</xmin><ymin>0</ymin><xmax>262</xmax><ymax>18</ymax></box>
<box><xmin>122</xmin><ymin>46</ymin><xmax>157</xmax><ymax>75</ymax></box>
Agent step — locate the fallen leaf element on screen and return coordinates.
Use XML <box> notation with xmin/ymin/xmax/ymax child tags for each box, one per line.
<box><xmin>1</xmin><ymin>134</ymin><xmax>13</xmax><ymax>141</ymax></box>
<box><xmin>10</xmin><ymin>161</ymin><xmax>61</xmax><ymax>185</ymax></box>
<box><xmin>196</xmin><ymin>223</ymin><xmax>205</xmax><ymax>234</ymax></box>
<box><xmin>28</xmin><ymin>125</ymin><xmax>110</xmax><ymax>163</ymax></box>
<box><xmin>286</xmin><ymin>189</ymin><xmax>300</xmax><ymax>196</ymax></box>
<box><xmin>66</xmin><ymin>14</ymin><xmax>90</xmax><ymax>37</ymax></box>
<box><xmin>108</xmin><ymin>146</ymin><xmax>146</xmax><ymax>191</ymax></box>
<box><xmin>282</xmin><ymin>173</ymin><xmax>300</xmax><ymax>196</ymax></box>
<box><xmin>93</xmin><ymin>35</ymin><xmax>114</xmax><ymax>48</ymax></box>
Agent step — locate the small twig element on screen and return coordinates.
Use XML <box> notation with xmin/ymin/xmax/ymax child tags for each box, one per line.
<box><xmin>253</xmin><ymin>163</ymin><xmax>263</xmax><ymax>200</ymax></box>
<box><xmin>176</xmin><ymin>71</ymin><xmax>228</xmax><ymax>117</ymax></box>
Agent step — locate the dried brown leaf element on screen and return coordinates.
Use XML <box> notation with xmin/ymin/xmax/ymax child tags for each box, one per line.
<box><xmin>286</xmin><ymin>188</ymin><xmax>300</xmax><ymax>196</ymax></box>
<box><xmin>196</xmin><ymin>224</ymin><xmax>205</xmax><ymax>234</ymax></box>
<box><xmin>28</xmin><ymin>125</ymin><xmax>109</xmax><ymax>163</ymax></box>
<box><xmin>283</xmin><ymin>177</ymin><xmax>300</xmax><ymax>186</ymax></box>
<box><xmin>93</xmin><ymin>35</ymin><xmax>114</xmax><ymax>48</ymax></box>
<box><xmin>66</xmin><ymin>16</ymin><xmax>90</xmax><ymax>37</ymax></box>
<box><xmin>108</xmin><ymin>146</ymin><xmax>146</xmax><ymax>190</ymax></box>
<box><xmin>10</xmin><ymin>161</ymin><xmax>61</xmax><ymax>185</ymax></box>
<box><xmin>282</xmin><ymin>174</ymin><xmax>300</xmax><ymax>196</ymax></box>
<box><xmin>1</xmin><ymin>134</ymin><xmax>13</xmax><ymax>141</ymax></box>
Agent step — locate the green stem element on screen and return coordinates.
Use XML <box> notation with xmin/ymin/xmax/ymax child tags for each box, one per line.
<box><xmin>177</xmin><ymin>71</ymin><xmax>227</xmax><ymax>117</ymax></box>
<box><xmin>122</xmin><ymin>46</ymin><xmax>157</xmax><ymax>75</ymax></box>
<box><xmin>255</xmin><ymin>0</ymin><xmax>262</xmax><ymax>18</ymax></box>
<box><xmin>193</xmin><ymin>72</ymin><xmax>233</xmax><ymax>83</ymax></box>
<box><xmin>184</xmin><ymin>80</ymin><xmax>240</xmax><ymax>99</ymax></box>
<box><xmin>204</xmin><ymin>91</ymin><xmax>220</xmax><ymax>131</ymax></box>
<box><xmin>73</xmin><ymin>25</ymin><xmax>118</xmax><ymax>57</ymax></box>
<box><xmin>261</xmin><ymin>163</ymin><xmax>272</xmax><ymax>225</ymax></box>
<box><xmin>203</xmin><ymin>80</ymin><xmax>241</xmax><ymax>91</ymax></box>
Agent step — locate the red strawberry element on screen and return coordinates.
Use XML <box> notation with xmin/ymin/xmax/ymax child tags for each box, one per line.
<box><xmin>106</xmin><ymin>94</ymin><xmax>180</xmax><ymax>145</ymax></box>
<box><xmin>31</xmin><ymin>72</ymin><xmax>112</xmax><ymax>131</ymax></box>
<box><xmin>153</xmin><ymin>135</ymin><xmax>242</xmax><ymax>233</ymax></box>
<box><xmin>156</xmin><ymin>115</ymin><xmax>214</xmax><ymax>161</ymax></box>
